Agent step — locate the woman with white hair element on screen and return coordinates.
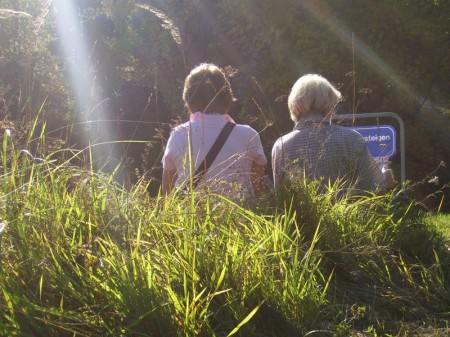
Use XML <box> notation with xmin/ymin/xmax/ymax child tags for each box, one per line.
<box><xmin>271</xmin><ymin>74</ymin><xmax>389</xmax><ymax>193</ymax></box>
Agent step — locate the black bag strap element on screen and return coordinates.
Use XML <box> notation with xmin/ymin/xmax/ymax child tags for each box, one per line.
<box><xmin>191</xmin><ymin>122</ymin><xmax>235</xmax><ymax>188</ymax></box>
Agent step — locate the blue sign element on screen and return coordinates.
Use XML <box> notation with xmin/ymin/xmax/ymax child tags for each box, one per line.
<box><xmin>351</xmin><ymin>125</ymin><xmax>396</xmax><ymax>158</ymax></box>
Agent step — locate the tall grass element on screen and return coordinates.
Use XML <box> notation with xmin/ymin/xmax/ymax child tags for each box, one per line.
<box><xmin>1</xmin><ymin>122</ymin><xmax>450</xmax><ymax>336</ymax></box>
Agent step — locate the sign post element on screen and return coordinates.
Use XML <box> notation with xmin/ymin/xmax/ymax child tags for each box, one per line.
<box><xmin>332</xmin><ymin>112</ymin><xmax>405</xmax><ymax>188</ymax></box>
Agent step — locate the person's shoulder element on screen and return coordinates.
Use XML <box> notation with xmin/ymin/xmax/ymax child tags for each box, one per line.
<box><xmin>279</xmin><ymin>130</ymin><xmax>299</xmax><ymax>142</ymax></box>
<box><xmin>331</xmin><ymin>125</ymin><xmax>367</xmax><ymax>149</ymax></box>
<box><xmin>233</xmin><ymin>123</ymin><xmax>260</xmax><ymax>136</ymax></box>
<box><xmin>272</xmin><ymin>130</ymin><xmax>298</xmax><ymax>148</ymax></box>
<box><xmin>234</xmin><ymin>123</ymin><xmax>256</xmax><ymax>131</ymax></box>
<box><xmin>333</xmin><ymin>124</ymin><xmax>363</xmax><ymax>138</ymax></box>
<box><xmin>167</xmin><ymin>122</ymin><xmax>190</xmax><ymax>143</ymax></box>
<box><xmin>171</xmin><ymin>121</ymin><xmax>190</xmax><ymax>133</ymax></box>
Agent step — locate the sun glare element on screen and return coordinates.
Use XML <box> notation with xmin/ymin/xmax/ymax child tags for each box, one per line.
<box><xmin>299</xmin><ymin>1</ymin><xmax>420</xmax><ymax>103</ymax></box>
<box><xmin>52</xmin><ymin>0</ymin><xmax>121</xmax><ymax>179</ymax></box>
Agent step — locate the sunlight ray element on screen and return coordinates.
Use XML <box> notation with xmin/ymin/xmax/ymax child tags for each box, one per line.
<box><xmin>52</xmin><ymin>1</ymin><xmax>121</xmax><ymax>177</ymax></box>
<box><xmin>299</xmin><ymin>1</ymin><xmax>420</xmax><ymax>103</ymax></box>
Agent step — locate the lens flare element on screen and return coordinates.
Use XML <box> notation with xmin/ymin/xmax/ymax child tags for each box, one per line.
<box><xmin>52</xmin><ymin>1</ymin><xmax>121</xmax><ymax>179</ymax></box>
<box><xmin>299</xmin><ymin>1</ymin><xmax>420</xmax><ymax>103</ymax></box>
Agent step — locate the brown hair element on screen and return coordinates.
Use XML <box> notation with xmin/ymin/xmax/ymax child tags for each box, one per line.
<box><xmin>182</xmin><ymin>63</ymin><xmax>234</xmax><ymax>114</ymax></box>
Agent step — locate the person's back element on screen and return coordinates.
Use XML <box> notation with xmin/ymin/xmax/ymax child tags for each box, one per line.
<box><xmin>272</xmin><ymin>74</ymin><xmax>388</xmax><ymax>194</ymax></box>
<box><xmin>272</xmin><ymin>116</ymin><xmax>385</xmax><ymax>192</ymax></box>
<box><xmin>165</xmin><ymin>113</ymin><xmax>266</xmax><ymax>198</ymax></box>
<box><xmin>162</xmin><ymin>63</ymin><xmax>267</xmax><ymax>200</ymax></box>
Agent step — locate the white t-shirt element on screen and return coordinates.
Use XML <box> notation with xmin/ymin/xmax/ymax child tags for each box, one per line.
<box><xmin>162</xmin><ymin>113</ymin><xmax>267</xmax><ymax>198</ymax></box>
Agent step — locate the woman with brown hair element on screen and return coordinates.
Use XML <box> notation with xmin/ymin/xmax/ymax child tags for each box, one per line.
<box><xmin>162</xmin><ymin>63</ymin><xmax>267</xmax><ymax>201</ymax></box>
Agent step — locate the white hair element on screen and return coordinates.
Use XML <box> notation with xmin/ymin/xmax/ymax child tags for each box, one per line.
<box><xmin>288</xmin><ymin>74</ymin><xmax>342</xmax><ymax>122</ymax></box>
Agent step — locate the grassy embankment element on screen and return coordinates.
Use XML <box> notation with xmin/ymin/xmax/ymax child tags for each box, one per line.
<box><xmin>1</xmin><ymin>125</ymin><xmax>449</xmax><ymax>337</ymax></box>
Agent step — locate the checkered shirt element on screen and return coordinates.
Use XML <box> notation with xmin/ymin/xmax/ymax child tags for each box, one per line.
<box><xmin>271</xmin><ymin>116</ymin><xmax>386</xmax><ymax>193</ymax></box>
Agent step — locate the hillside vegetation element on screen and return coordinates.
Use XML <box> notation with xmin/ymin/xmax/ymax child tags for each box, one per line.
<box><xmin>1</xmin><ymin>2</ymin><xmax>450</xmax><ymax>335</ymax></box>
<box><xmin>1</xmin><ymin>128</ymin><xmax>449</xmax><ymax>336</ymax></box>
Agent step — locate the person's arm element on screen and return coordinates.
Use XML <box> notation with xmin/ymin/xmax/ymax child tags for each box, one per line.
<box><xmin>251</xmin><ymin>164</ymin><xmax>266</xmax><ymax>197</ymax></box>
<box><xmin>162</xmin><ymin>168</ymin><xmax>178</xmax><ymax>196</ymax></box>
<box><xmin>382</xmin><ymin>165</ymin><xmax>396</xmax><ymax>190</ymax></box>
<box><xmin>355</xmin><ymin>139</ymin><xmax>389</xmax><ymax>193</ymax></box>
<box><xmin>246</xmin><ymin>128</ymin><xmax>268</xmax><ymax>197</ymax></box>
<box><xmin>271</xmin><ymin>140</ymin><xmax>284</xmax><ymax>190</ymax></box>
<box><xmin>162</xmin><ymin>127</ymin><xmax>180</xmax><ymax>196</ymax></box>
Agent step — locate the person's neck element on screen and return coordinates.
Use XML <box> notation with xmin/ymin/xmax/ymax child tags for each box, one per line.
<box><xmin>298</xmin><ymin>113</ymin><xmax>331</xmax><ymax>124</ymax></box>
<box><xmin>190</xmin><ymin>111</ymin><xmax>236</xmax><ymax>123</ymax></box>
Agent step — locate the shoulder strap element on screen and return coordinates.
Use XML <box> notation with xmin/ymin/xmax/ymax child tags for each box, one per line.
<box><xmin>192</xmin><ymin>122</ymin><xmax>235</xmax><ymax>188</ymax></box>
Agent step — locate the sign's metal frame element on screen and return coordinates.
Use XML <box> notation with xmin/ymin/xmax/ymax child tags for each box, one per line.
<box><xmin>332</xmin><ymin>112</ymin><xmax>405</xmax><ymax>188</ymax></box>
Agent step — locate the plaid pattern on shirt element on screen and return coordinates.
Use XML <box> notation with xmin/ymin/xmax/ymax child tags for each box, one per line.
<box><xmin>271</xmin><ymin>116</ymin><xmax>386</xmax><ymax>193</ymax></box>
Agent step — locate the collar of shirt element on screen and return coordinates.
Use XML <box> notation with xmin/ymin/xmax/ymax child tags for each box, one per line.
<box><xmin>294</xmin><ymin>114</ymin><xmax>332</xmax><ymax>131</ymax></box>
<box><xmin>190</xmin><ymin>111</ymin><xmax>236</xmax><ymax>124</ymax></box>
